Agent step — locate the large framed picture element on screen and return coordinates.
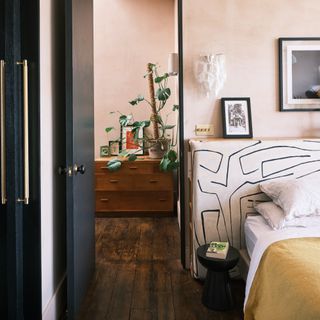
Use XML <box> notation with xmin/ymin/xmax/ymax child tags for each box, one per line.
<box><xmin>120</xmin><ymin>125</ymin><xmax>144</xmax><ymax>154</ymax></box>
<box><xmin>221</xmin><ymin>97</ymin><xmax>253</xmax><ymax>138</ymax></box>
<box><xmin>279</xmin><ymin>37</ymin><xmax>320</xmax><ymax>111</ymax></box>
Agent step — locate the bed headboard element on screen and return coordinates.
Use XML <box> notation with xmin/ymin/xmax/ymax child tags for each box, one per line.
<box><xmin>189</xmin><ymin>138</ymin><xmax>320</xmax><ymax>277</ymax></box>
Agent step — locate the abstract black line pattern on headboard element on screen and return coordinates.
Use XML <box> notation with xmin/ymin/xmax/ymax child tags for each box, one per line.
<box><xmin>190</xmin><ymin>139</ymin><xmax>320</xmax><ymax>278</ymax></box>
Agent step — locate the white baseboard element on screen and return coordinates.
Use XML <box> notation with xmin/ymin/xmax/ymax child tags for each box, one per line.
<box><xmin>42</xmin><ymin>273</ymin><xmax>67</xmax><ymax>320</ymax></box>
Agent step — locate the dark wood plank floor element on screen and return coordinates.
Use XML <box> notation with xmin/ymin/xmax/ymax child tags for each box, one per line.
<box><xmin>78</xmin><ymin>217</ymin><xmax>245</xmax><ymax>320</ymax></box>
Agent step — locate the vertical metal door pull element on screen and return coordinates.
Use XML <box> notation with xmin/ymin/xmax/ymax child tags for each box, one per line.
<box><xmin>0</xmin><ymin>60</ymin><xmax>7</xmax><ymax>204</ymax></box>
<box><xmin>16</xmin><ymin>60</ymin><xmax>29</xmax><ymax>205</ymax></box>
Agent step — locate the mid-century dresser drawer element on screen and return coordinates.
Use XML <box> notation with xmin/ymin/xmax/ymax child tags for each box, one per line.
<box><xmin>95</xmin><ymin>173</ymin><xmax>173</xmax><ymax>191</ymax></box>
<box><xmin>95</xmin><ymin>160</ymin><xmax>161</xmax><ymax>175</ymax></box>
<box><xmin>95</xmin><ymin>191</ymin><xmax>173</xmax><ymax>212</ymax></box>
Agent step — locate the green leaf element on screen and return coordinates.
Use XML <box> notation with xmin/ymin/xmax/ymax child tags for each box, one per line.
<box><xmin>168</xmin><ymin>161</ymin><xmax>180</xmax><ymax>171</ymax></box>
<box><xmin>119</xmin><ymin>115</ymin><xmax>132</xmax><ymax>127</ymax></box>
<box><xmin>155</xmin><ymin>73</ymin><xmax>169</xmax><ymax>83</ymax></box>
<box><xmin>129</xmin><ymin>95</ymin><xmax>144</xmax><ymax>106</ymax></box>
<box><xmin>119</xmin><ymin>150</ymin><xmax>129</xmax><ymax>157</ymax></box>
<box><xmin>105</xmin><ymin>127</ymin><xmax>114</xmax><ymax>133</ymax></box>
<box><xmin>106</xmin><ymin>159</ymin><xmax>122</xmax><ymax>171</ymax></box>
<box><xmin>132</xmin><ymin>128</ymin><xmax>140</xmax><ymax>140</ymax></box>
<box><xmin>167</xmin><ymin>150</ymin><xmax>178</xmax><ymax>162</ymax></box>
<box><xmin>156</xmin><ymin>88</ymin><xmax>171</xmax><ymax>101</ymax></box>
<box><xmin>128</xmin><ymin>154</ymin><xmax>137</xmax><ymax>161</ymax></box>
<box><xmin>141</xmin><ymin>120</ymin><xmax>151</xmax><ymax>127</ymax></box>
<box><xmin>172</xmin><ymin>105</ymin><xmax>179</xmax><ymax>111</ymax></box>
<box><xmin>160</xmin><ymin>157</ymin><xmax>171</xmax><ymax>171</ymax></box>
<box><xmin>132</xmin><ymin>120</ymin><xmax>151</xmax><ymax>129</ymax></box>
<box><xmin>161</xmin><ymin>125</ymin><xmax>175</xmax><ymax>130</ymax></box>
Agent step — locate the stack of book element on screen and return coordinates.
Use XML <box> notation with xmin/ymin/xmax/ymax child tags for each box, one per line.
<box><xmin>206</xmin><ymin>241</ymin><xmax>229</xmax><ymax>259</ymax></box>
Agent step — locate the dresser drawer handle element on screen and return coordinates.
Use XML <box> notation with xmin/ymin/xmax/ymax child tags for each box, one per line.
<box><xmin>129</xmin><ymin>166</ymin><xmax>138</xmax><ymax>170</ymax></box>
<box><xmin>159</xmin><ymin>199</ymin><xmax>167</xmax><ymax>202</ymax></box>
<box><xmin>100</xmin><ymin>167</ymin><xmax>107</xmax><ymax>170</ymax></box>
<box><xmin>149</xmin><ymin>180</ymin><xmax>158</xmax><ymax>183</ymax></box>
<box><xmin>109</xmin><ymin>180</ymin><xmax>119</xmax><ymax>183</ymax></box>
<box><xmin>100</xmin><ymin>198</ymin><xmax>109</xmax><ymax>202</ymax></box>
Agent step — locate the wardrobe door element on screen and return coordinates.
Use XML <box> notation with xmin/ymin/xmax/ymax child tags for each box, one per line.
<box><xmin>20</xmin><ymin>0</ymin><xmax>41</xmax><ymax>318</ymax></box>
<box><xmin>0</xmin><ymin>0</ymin><xmax>8</xmax><ymax>317</ymax></box>
<box><xmin>0</xmin><ymin>0</ymin><xmax>41</xmax><ymax>318</ymax></box>
<box><xmin>3</xmin><ymin>0</ymin><xmax>25</xmax><ymax>317</ymax></box>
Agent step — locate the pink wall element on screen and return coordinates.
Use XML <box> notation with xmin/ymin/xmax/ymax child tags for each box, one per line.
<box><xmin>94</xmin><ymin>0</ymin><xmax>176</xmax><ymax>158</ymax></box>
<box><xmin>183</xmin><ymin>0</ymin><xmax>320</xmax><ymax>140</ymax></box>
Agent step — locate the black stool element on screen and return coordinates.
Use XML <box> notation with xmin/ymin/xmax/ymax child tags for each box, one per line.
<box><xmin>197</xmin><ymin>244</ymin><xmax>240</xmax><ymax>311</ymax></box>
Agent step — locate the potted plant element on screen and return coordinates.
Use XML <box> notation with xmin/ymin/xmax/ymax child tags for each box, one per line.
<box><xmin>105</xmin><ymin>63</ymin><xmax>179</xmax><ymax>172</ymax></box>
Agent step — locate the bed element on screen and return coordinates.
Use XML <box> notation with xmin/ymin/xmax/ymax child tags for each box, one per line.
<box><xmin>189</xmin><ymin>138</ymin><xmax>320</xmax><ymax>318</ymax></box>
<box><xmin>244</xmin><ymin>215</ymin><xmax>320</xmax><ymax>319</ymax></box>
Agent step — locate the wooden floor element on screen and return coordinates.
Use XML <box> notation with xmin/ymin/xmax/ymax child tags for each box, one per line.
<box><xmin>78</xmin><ymin>217</ymin><xmax>245</xmax><ymax>320</ymax></box>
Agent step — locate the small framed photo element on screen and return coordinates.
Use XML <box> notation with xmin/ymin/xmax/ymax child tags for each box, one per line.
<box><xmin>279</xmin><ymin>37</ymin><xmax>320</xmax><ymax>111</ymax></box>
<box><xmin>120</xmin><ymin>125</ymin><xmax>144</xmax><ymax>154</ymax></box>
<box><xmin>221</xmin><ymin>97</ymin><xmax>253</xmax><ymax>138</ymax></box>
<box><xmin>108</xmin><ymin>140</ymin><xmax>119</xmax><ymax>156</ymax></box>
<box><xmin>100</xmin><ymin>145</ymin><xmax>109</xmax><ymax>157</ymax></box>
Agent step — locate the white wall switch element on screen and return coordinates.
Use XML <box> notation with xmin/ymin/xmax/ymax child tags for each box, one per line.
<box><xmin>195</xmin><ymin>124</ymin><xmax>214</xmax><ymax>136</ymax></box>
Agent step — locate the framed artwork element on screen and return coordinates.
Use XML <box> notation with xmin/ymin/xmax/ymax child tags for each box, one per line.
<box><xmin>120</xmin><ymin>125</ymin><xmax>144</xmax><ymax>154</ymax></box>
<box><xmin>108</xmin><ymin>140</ymin><xmax>119</xmax><ymax>156</ymax></box>
<box><xmin>279</xmin><ymin>37</ymin><xmax>320</xmax><ymax>111</ymax></box>
<box><xmin>100</xmin><ymin>145</ymin><xmax>109</xmax><ymax>157</ymax></box>
<box><xmin>221</xmin><ymin>97</ymin><xmax>253</xmax><ymax>138</ymax></box>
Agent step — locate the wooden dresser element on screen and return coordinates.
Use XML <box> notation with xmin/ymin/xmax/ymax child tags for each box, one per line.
<box><xmin>95</xmin><ymin>157</ymin><xmax>174</xmax><ymax>215</ymax></box>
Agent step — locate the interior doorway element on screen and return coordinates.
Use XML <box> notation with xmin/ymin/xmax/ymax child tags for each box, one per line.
<box><xmin>92</xmin><ymin>0</ymin><xmax>183</xmax><ymax>251</ymax></box>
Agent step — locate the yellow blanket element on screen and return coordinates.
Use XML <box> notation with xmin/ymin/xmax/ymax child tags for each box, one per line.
<box><xmin>245</xmin><ymin>237</ymin><xmax>320</xmax><ymax>320</ymax></box>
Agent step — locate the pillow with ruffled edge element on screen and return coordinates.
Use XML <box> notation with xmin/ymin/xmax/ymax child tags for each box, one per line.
<box><xmin>259</xmin><ymin>176</ymin><xmax>320</xmax><ymax>220</ymax></box>
<box><xmin>254</xmin><ymin>202</ymin><xmax>307</xmax><ymax>230</ymax></box>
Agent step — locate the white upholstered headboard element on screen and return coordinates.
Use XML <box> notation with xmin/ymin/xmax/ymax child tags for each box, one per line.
<box><xmin>189</xmin><ymin>138</ymin><xmax>320</xmax><ymax>278</ymax></box>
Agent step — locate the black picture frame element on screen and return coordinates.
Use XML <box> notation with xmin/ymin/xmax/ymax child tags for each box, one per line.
<box><xmin>100</xmin><ymin>145</ymin><xmax>109</xmax><ymax>157</ymax></box>
<box><xmin>120</xmin><ymin>125</ymin><xmax>144</xmax><ymax>155</ymax></box>
<box><xmin>221</xmin><ymin>97</ymin><xmax>253</xmax><ymax>138</ymax></box>
<box><xmin>279</xmin><ymin>37</ymin><xmax>320</xmax><ymax>111</ymax></box>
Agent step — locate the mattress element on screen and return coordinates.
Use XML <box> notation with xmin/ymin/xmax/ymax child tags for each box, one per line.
<box><xmin>244</xmin><ymin>215</ymin><xmax>272</xmax><ymax>257</ymax></box>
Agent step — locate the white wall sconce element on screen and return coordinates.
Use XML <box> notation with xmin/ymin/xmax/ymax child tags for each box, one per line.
<box><xmin>168</xmin><ymin>53</ymin><xmax>179</xmax><ymax>76</ymax></box>
<box><xmin>194</xmin><ymin>53</ymin><xmax>226</xmax><ymax>97</ymax></box>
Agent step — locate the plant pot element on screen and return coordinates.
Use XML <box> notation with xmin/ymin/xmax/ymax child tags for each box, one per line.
<box><xmin>148</xmin><ymin>140</ymin><xmax>169</xmax><ymax>159</ymax></box>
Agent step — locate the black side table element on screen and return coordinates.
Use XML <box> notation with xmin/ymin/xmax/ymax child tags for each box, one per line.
<box><xmin>197</xmin><ymin>244</ymin><xmax>240</xmax><ymax>311</ymax></box>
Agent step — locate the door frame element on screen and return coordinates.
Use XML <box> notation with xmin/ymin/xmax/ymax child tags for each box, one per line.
<box><xmin>177</xmin><ymin>0</ymin><xmax>186</xmax><ymax>268</ymax></box>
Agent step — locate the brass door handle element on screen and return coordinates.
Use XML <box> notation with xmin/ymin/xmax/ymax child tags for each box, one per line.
<box><xmin>58</xmin><ymin>166</ymin><xmax>73</xmax><ymax>177</ymax></box>
<box><xmin>73</xmin><ymin>164</ymin><xmax>86</xmax><ymax>175</ymax></box>
<box><xmin>16</xmin><ymin>60</ymin><xmax>29</xmax><ymax>205</ymax></box>
<box><xmin>0</xmin><ymin>60</ymin><xmax>7</xmax><ymax>204</ymax></box>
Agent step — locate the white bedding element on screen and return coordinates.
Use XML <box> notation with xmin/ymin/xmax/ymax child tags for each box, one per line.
<box><xmin>244</xmin><ymin>219</ymin><xmax>320</xmax><ymax>307</ymax></box>
<box><xmin>244</xmin><ymin>215</ymin><xmax>272</xmax><ymax>257</ymax></box>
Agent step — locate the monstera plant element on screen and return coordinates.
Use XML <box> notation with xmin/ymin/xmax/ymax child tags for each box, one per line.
<box><xmin>106</xmin><ymin>63</ymin><xmax>179</xmax><ymax>172</ymax></box>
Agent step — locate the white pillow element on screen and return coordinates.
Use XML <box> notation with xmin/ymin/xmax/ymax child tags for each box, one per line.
<box><xmin>254</xmin><ymin>202</ymin><xmax>307</xmax><ymax>230</ymax></box>
<box><xmin>259</xmin><ymin>176</ymin><xmax>320</xmax><ymax>220</ymax></box>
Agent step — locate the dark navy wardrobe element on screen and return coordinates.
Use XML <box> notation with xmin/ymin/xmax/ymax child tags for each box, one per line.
<box><xmin>0</xmin><ymin>0</ymin><xmax>41</xmax><ymax>318</ymax></box>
